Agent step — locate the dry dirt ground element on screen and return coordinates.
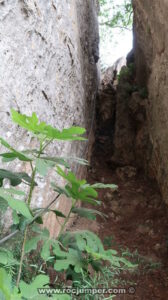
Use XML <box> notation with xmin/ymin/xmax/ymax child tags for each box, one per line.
<box><xmin>71</xmin><ymin>135</ymin><xmax>168</xmax><ymax>300</ymax></box>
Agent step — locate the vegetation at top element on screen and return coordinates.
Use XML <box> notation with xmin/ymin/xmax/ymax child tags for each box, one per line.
<box><xmin>99</xmin><ymin>0</ymin><xmax>133</xmax><ymax>37</ymax></box>
<box><xmin>98</xmin><ymin>0</ymin><xmax>133</xmax><ymax>69</ymax></box>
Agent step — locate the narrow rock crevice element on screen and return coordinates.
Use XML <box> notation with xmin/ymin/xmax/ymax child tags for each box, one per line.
<box><xmin>72</xmin><ymin>51</ymin><xmax>168</xmax><ymax>300</ymax></box>
<box><xmin>95</xmin><ymin>52</ymin><xmax>151</xmax><ymax>173</ymax></box>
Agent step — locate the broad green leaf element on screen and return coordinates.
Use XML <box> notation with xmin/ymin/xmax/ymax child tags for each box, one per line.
<box><xmin>65</xmin><ymin>185</ymin><xmax>100</xmax><ymax>205</ymax></box>
<box><xmin>79</xmin><ymin>185</ymin><xmax>98</xmax><ymax>198</ymax></box>
<box><xmin>0</xmin><ymin>169</ymin><xmax>22</xmax><ymax>187</ymax></box>
<box><xmin>31</xmin><ymin>226</ymin><xmax>49</xmax><ymax>239</ymax></box>
<box><xmin>56</xmin><ymin>167</ymin><xmax>100</xmax><ymax>205</ymax></box>
<box><xmin>60</xmin><ymin>230</ymin><xmax>120</xmax><ymax>273</ymax></box>
<box><xmin>85</xmin><ymin>247</ymin><xmax>123</xmax><ymax>268</ymax></box>
<box><xmin>53</xmin><ymin>245</ymin><xmax>85</xmax><ymax>273</ymax></box>
<box><xmin>0</xmin><ymin>252</ymin><xmax>8</xmax><ymax>265</ymax></box>
<box><xmin>0</xmin><ymin>268</ymin><xmax>12</xmax><ymax>300</ymax></box>
<box><xmin>11</xmin><ymin>109</ymin><xmax>86</xmax><ymax>141</ymax></box>
<box><xmin>8</xmin><ymin>198</ymin><xmax>32</xmax><ymax>219</ymax></box>
<box><xmin>41</xmin><ymin>240</ymin><xmax>53</xmax><ymax>261</ymax></box>
<box><xmin>17</xmin><ymin>215</ymin><xmax>30</xmax><ymax>231</ymax></box>
<box><xmin>31</xmin><ymin>225</ymin><xmax>45</xmax><ymax>234</ymax></box>
<box><xmin>24</xmin><ymin>228</ymin><xmax>49</xmax><ymax>254</ymax></box>
<box><xmin>0</xmin><ymin>249</ymin><xmax>19</xmax><ymax>266</ymax></box>
<box><xmin>0</xmin><ymin>188</ymin><xmax>32</xmax><ymax>219</ymax></box>
<box><xmin>40</xmin><ymin>228</ymin><xmax>50</xmax><ymax>239</ymax></box>
<box><xmin>4</xmin><ymin>188</ymin><xmax>25</xmax><ymax>196</ymax></box>
<box><xmin>75</xmin><ymin>231</ymin><xmax>104</xmax><ymax>253</ymax></box>
<box><xmin>11</xmin><ymin>290</ymin><xmax>22</xmax><ymax>300</ymax></box>
<box><xmin>85</xmin><ymin>246</ymin><xmax>135</xmax><ymax>269</ymax></box>
<box><xmin>60</xmin><ymin>231</ymin><xmax>104</xmax><ymax>254</ymax></box>
<box><xmin>19</xmin><ymin>275</ymin><xmax>49</xmax><ymax>299</ymax></box>
<box><xmin>0</xmin><ymin>169</ymin><xmax>32</xmax><ymax>187</ymax></box>
<box><xmin>0</xmin><ymin>137</ymin><xmax>32</xmax><ymax>162</ymax></box>
<box><xmin>52</xmin><ymin>241</ymin><xmax>68</xmax><ymax>258</ymax></box>
<box><xmin>0</xmin><ymin>197</ymin><xmax>8</xmax><ymax>212</ymax></box>
<box><xmin>12</xmin><ymin>210</ymin><xmax>20</xmax><ymax>224</ymax></box>
<box><xmin>71</xmin><ymin>207</ymin><xmax>106</xmax><ymax>220</ymax></box>
<box><xmin>36</xmin><ymin>158</ymin><xmax>54</xmax><ymax>176</ymax></box>
<box><xmin>24</xmin><ymin>236</ymin><xmax>41</xmax><ymax>254</ymax></box>
<box><xmin>0</xmin><ymin>153</ymin><xmax>18</xmax><ymax>163</ymax></box>
<box><xmin>36</xmin><ymin>156</ymin><xmax>88</xmax><ymax>177</ymax></box>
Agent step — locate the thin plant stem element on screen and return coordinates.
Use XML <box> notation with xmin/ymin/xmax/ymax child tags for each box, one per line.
<box><xmin>42</xmin><ymin>139</ymin><xmax>54</xmax><ymax>152</ymax></box>
<box><xmin>27</xmin><ymin>168</ymin><xmax>36</xmax><ymax>206</ymax></box>
<box><xmin>16</xmin><ymin>227</ymin><xmax>28</xmax><ymax>287</ymax></box>
<box><xmin>16</xmin><ymin>168</ymin><xmax>35</xmax><ymax>287</ymax></box>
<box><xmin>16</xmin><ymin>141</ymin><xmax>43</xmax><ymax>287</ymax></box>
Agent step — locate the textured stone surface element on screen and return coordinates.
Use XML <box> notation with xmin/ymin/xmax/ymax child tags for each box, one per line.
<box><xmin>0</xmin><ymin>0</ymin><xmax>99</xmax><ymax>236</ymax></box>
<box><xmin>133</xmin><ymin>0</ymin><xmax>168</xmax><ymax>204</ymax></box>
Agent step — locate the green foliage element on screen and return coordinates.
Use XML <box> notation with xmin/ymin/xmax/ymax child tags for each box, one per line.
<box><xmin>11</xmin><ymin>109</ymin><xmax>86</xmax><ymax>141</ymax></box>
<box><xmin>0</xmin><ymin>268</ymin><xmax>52</xmax><ymax>299</ymax></box>
<box><xmin>117</xmin><ymin>63</ymin><xmax>135</xmax><ymax>82</ymax></box>
<box><xmin>117</xmin><ymin>63</ymin><xmax>149</xmax><ymax>100</ymax></box>
<box><xmin>99</xmin><ymin>0</ymin><xmax>133</xmax><ymax>70</ymax></box>
<box><xmin>58</xmin><ymin>230</ymin><xmax>135</xmax><ymax>271</ymax></box>
<box><xmin>0</xmin><ymin>248</ymin><xmax>19</xmax><ymax>268</ymax></box>
<box><xmin>19</xmin><ymin>275</ymin><xmax>50</xmax><ymax>299</ymax></box>
<box><xmin>24</xmin><ymin>227</ymin><xmax>49</xmax><ymax>254</ymax></box>
<box><xmin>71</xmin><ymin>207</ymin><xmax>106</xmax><ymax>221</ymax></box>
<box><xmin>0</xmin><ymin>109</ymin><xmax>134</xmax><ymax>299</ymax></box>
<box><xmin>54</xmin><ymin>166</ymin><xmax>100</xmax><ymax>205</ymax></box>
<box><xmin>0</xmin><ymin>169</ymin><xmax>32</xmax><ymax>187</ymax></box>
<box><xmin>0</xmin><ymin>268</ymin><xmax>14</xmax><ymax>300</ymax></box>
<box><xmin>99</xmin><ymin>0</ymin><xmax>133</xmax><ymax>29</ymax></box>
<box><xmin>0</xmin><ymin>188</ymin><xmax>32</xmax><ymax>219</ymax></box>
<box><xmin>99</xmin><ymin>0</ymin><xmax>133</xmax><ymax>40</ymax></box>
<box><xmin>0</xmin><ymin>137</ymin><xmax>32</xmax><ymax>162</ymax></box>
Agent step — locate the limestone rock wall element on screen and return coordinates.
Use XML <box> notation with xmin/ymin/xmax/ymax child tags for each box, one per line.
<box><xmin>133</xmin><ymin>0</ymin><xmax>168</xmax><ymax>204</ymax></box>
<box><xmin>0</xmin><ymin>0</ymin><xmax>99</xmax><ymax>236</ymax></box>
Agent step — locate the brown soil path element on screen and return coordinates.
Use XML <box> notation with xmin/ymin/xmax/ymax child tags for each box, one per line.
<box><xmin>72</xmin><ymin>132</ymin><xmax>168</xmax><ymax>300</ymax></box>
<box><xmin>90</xmin><ymin>140</ymin><xmax>168</xmax><ymax>299</ymax></box>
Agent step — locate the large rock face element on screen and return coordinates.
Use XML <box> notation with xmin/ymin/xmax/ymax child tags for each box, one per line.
<box><xmin>0</xmin><ymin>0</ymin><xmax>99</xmax><ymax>236</ymax></box>
<box><xmin>133</xmin><ymin>0</ymin><xmax>168</xmax><ymax>204</ymax></box>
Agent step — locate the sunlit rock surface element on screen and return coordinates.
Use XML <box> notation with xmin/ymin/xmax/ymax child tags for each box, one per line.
<box><xmin>0</xmin><ymin>0</ymin><xmax>99</xmax><ymax>236</ymax></box>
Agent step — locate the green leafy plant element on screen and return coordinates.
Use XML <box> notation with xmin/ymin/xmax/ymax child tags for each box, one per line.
<box><xmin>0</xmin><ymin>110</ymin><xmax>134</xmax><ymax>299</ymax></box>
<box><xmin>99</xmin><ymin>0</ymin><xmax>133</xmax><ymax>32</ymax></box>
<box><xmin>117</xmin><ymin>63</ymin><xmax>135</xmax><ymax>83</ymax></box>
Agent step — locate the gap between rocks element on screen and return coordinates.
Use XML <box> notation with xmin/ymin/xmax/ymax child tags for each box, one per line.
<box><xmin>71</xmin><ymin>57</ymin><xmax>168</xmax><ymax>300</ymax></box>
